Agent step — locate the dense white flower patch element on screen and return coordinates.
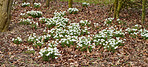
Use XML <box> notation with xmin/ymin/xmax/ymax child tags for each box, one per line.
<box><xmin>45</xmin><ymin>11</ymin><xmax>69</xmax><ymax>28</ymax></box>
<box><xmin>27</xmin><ymin>10</ymin><xmax>42</xmax><ymax>18</ymax></box>
<box><xmin>22</xmin><ymin>2</ymin><xmax>30</xmax><ymax>7</ymax></box>
<box><xmin>67</xmin><ymin>8</ymin><xmax>79</xmax><ymax>14</ymax></box>
<box><xmin>12</xmin><ymin>37</ymin><xmax>22</xmax><ymax>44</ymax></box>
<box><xmin>39</xmin><ymin>41</ymin><xmax>61</xmax><ymax>61</ymax></box>
<box><xmin>34</xmin><ymin>3</ymin><xmax>41</xmax><ymax>8</ymax></box>
<box><xmin>48</xmin><ymin>22</ymin><xmax>90</xmax><ymax>39</ymax></box>
<box><xmin>82</xmin><ymin>2</ymin><xmax>90</xmax><ymax>7</ymax></box>
<box><xmin>93</xmin><ymin>26</ymin><xmax>125</xmax><ymax>51</ymax></box>
<box><xmin>67</xmin><ymin>23</ymin><xmax>82</xmax><ymax>36</ymax></box>
<box><xmin>59</xmin><ymin>35</ymin><xmax>78</xmax><ymax>47</ymax></box>
<box><xmin>54</xmin><ymin>11</ymin><xmax>66</xmax><ymax>17</ymax></box>
<box><xmin>76</xmin><ymin>36</ymin><xmax>95</xmax><ymax>52</ymax></box>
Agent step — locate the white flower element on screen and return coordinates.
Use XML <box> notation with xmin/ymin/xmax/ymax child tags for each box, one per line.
<box><xmin>82</xmin><ymin>2</ymin><xmax>90</xmax><ymax>6</ymax></box>
<box><xmin>67</xmin><ymin>8</ymin><xmax>79</xmax><ymax>14</ymax></box>
<box><xmin>34</xmin><ymin>2</ymin><xmax>41</xmax><ymax>6</ymax></box>
<box><xmin>22</xmin><ymin>2</ymin><xmax>30</xmax><ymax>7</ymax></box>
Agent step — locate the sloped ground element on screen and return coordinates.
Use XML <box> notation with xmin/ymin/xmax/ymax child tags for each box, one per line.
<box><xmin>0</xmin><ymin>0</ymin><xmax>148</xmax><ymax>67</ymax></box>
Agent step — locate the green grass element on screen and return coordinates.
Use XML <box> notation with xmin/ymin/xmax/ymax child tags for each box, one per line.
<box><xmin>60</xmin><ymin>0</ymin><xmax>114</xmax><ymax>5</ymax></box>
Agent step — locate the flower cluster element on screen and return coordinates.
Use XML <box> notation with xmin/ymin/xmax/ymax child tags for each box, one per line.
<box><xmin>67</xmin><ymin>23</ymin><xmax>81</xmax><ymax>36</ymax></box>
<box><xmin>125</xmin><ymin>28</ymin><xmax>138</xmax><ymax>35</ymax></box>
<box><xmin>125</xmin><ymin>24</ymin><xmax>142</xmax><ymax>38</ymax></box>
<box><xmin>48</xmin><ymin>28</ymin><xmax>66</xmax><ymax>39</ymax></box>
<box><xmin>54</xmin><ymin>11</ymin><xmax>66</xmax><ymax>17</ymax></box>
<box><xmin>39</xmin><ymin>41</ymin><xmax>61</xmax><ymax>61</ymax></box>
<box><xmin>34</xmin><ymin>3</ymin><xmax>41</xmax><ymax>8</ymax></box>
<box><xmin>27</xmin><ymin>33</ymin><xmax>52</xmax><ymax>46</ymax></box>
<box><xmin>19</xmin><ymin>18</ymin><xmax>32</xmax><ymax>25</ymax></box>
<box><xmin>30</xmin><ymin>21</ymin><xmax>39</xmax><ymax>29</ymax></box>
<box><xmin>93</xmin><ymin>26</ymin><xmax>125</xmax><ymax>52</ymax></box>
<box><xmin>21</xmin><ymin>2</ymin><xmax>30</xmax><ymax>7</ymax></box>
<box><xmin>48</xmin><ymin>22</ymin><xmax>90</xmax><ymax>40</ymax></box>
<box><xmin>76</xmin><ymin>36</ymin><xmax>95</xmax><ymax>52</ymax></box>
<box><xmin>94</xmin><ymin>23</ymin><xmax>99</xmax><ymax>28</ymax></box>
<box><xmin>104</xmin><ymin>18</ymin><xmax>120</xmax><ymax>26</ymax></box>
<box><xmin>27</xmin><ymin>10</ymin><xmax>42</xmax><ymax>18</ymax></box>
<box><xmin>67</xmin><ymin>8</ymin><xmax>79</xmax><ymax>14</ymax></box>
<box><xmin>12</xmin><ymin>37</ymin><xmax>22</xmax><ymax>44</ymax></box>
<box><xmin>59</xmin><ymin>35</ymin><xmax>78</xmax><ymax>47</ymax></box>
<box><xmin>81</xmin><ymin>26</ymin><xmax>90</xmax><ymax>35</ymax></box>
<box><xmin>46</xmin><ymin>17</ymin><xmax>69</xmax><ymax>28</ymax></box>
<box><xmin>140</xmin><ymin>29</ymin><xmax>148</xmax><ymax>39</ymax></box>
<box><xmin>39</xmin><ymin>17</ymin><xmax>49</xmax><ymax>24</ymax></box>
<box><xmin>80</xmin><ymin>20</ymin><xmax>91</xmax><ymax>26</ymax></box>
<box><xmin>45</xmin><ymin>11</ymin><xmax>69</xmax><ymax>28</ymax></box>
<box><xmin>82</xmin><ymin>2</ymin><xmax>90</xmax><ymax>7</ymax></box>
<box><xmin>27</xmin><ymin>33</ymin><xmax>37</xmax><ymax>44</ymax></box>
<box><xmin>33</xmin><ymin>39</ymin><xmax>44</xmax><ymax>47</ymax></box>
<box><xmin>124</xmin><ymin>24</ymin><xmax>148</xmax><ymax>39</ymax></box>
<box><xmin>42</xmin><ymin>34</ymin><xmax>51</xmax><ymax>42</ymax></box>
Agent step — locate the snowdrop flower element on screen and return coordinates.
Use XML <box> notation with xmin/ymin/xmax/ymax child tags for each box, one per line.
<box><xmin>20</xmin><ymin>13</ymin><xmax>26</xmax><ymax>16</ymax></box>
<box><xmin>34</xmin><ymin>2</ymin><xmax>41</xmax><ymax>6</ymax></box>
<box><xmin>67</xmin><ymin>8</ymin><xmax>79</xmax><ymax>14</ymax></box>
<box><xmin>82</xmin><ymin>2</ymin><xmax>90</xmax><ymax>6</ymax></box>
<box><xmin>22</xmin><ymin>2</ymin><xmax>30</xmax><ymax>7</ymax></box>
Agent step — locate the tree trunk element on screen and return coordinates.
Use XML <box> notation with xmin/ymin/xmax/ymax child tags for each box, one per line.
<box><xmin>32</xmin><ymin>0</ymin><xmax>35</xmax><ymax>6</ymax></box>
<box><xmin>33</xmin><ymin>0</ymin><xmax>35</xmax><ymax>3</ymax></box>
<box><xmin>0</xmin><ymin>0</ymin><xmax>13</xmax><ymax>32</ymax></box>
<box><xmin>116</xmin><ymin>0</ymin><xmax>123</xmax><ymax>18</ymax></box>
<box><xmin>114</xmin><ymin>0</ymin><xmax>118</xmax><ymax>19</ymax></box>
<box><xmin>46</xmin><ymin>0</ymin><xmax>49</xmax><ymax>7</ymax></box>
<box><xmin>23</xmin><ymin>0</ymin><xmax>27</xmax><ymax>2</ymax></box>
<box><xmin>142</xmin><ymin>0</ymin><xmax>146</xmax><ymax>24</ymax></box>
<box><xmin>68</xmin><ymin>0</ymin><xmax>72</xmax><ymax>8</ymax></box>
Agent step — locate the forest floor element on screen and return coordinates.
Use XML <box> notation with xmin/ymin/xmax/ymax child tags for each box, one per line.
<box><xmin>0</xmin><ymin>0</ymin><xmax>148</xmax><ymax>67</ymax></box>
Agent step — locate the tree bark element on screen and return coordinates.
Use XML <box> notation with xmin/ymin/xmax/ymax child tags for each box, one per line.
<box><xmin>114</xmin><ymin>0</ymin><xmax>118</xmax><ymax>19</ymax></box>
<box><xmin>142</xmin><ymin>0</ymin><xmax>146</xmax><ymax>24</ymax></box>
<box><xmin>68</xmin><ymin>0</ymin><xmax>72</xmax><ymax>8</ymax></box>
<box><xmin>0</xmin><ymin>0</ymin><xmax>13</xmax><ymax>32</ymax></box>
<box><xmin>32</xmin><ymin>0</ymin><xmax>35</xmax><ymax>6</ymax></box>
<box><xmin>46</xmin><ymin>0</ymin><xmax>49</xmax><ymax>7</ymax></box>
<box><xmin>23</xmin><ymin>0</ymin><xmax>27</xmax><ymax>2</ymax></box>
<box><xmin>116</xmin><ymin>0</ymin><xmax>124</xmax><ymax>18</ymax></box>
